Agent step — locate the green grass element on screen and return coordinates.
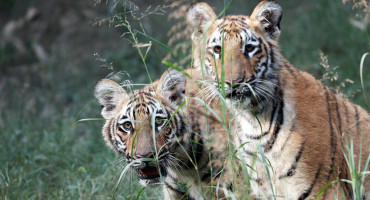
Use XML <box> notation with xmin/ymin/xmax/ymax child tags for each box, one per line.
<box><xmin>0</xmin><ymin>0</ymin><xmax>368</xmax><ymax>199</ymax></box>
<box><xmin>0</xmin><ymin>55</ymin><xmax>162</xmax><ymax>199</ymax></box>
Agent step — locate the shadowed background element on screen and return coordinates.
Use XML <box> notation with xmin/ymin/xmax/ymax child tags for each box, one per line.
<box><xmin>0</xmin><ymin>0</ymin><xmax>368</xmax><ymax>199</ymax></box>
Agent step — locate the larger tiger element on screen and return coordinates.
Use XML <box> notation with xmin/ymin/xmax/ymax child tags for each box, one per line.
<box><xmin>94</xmin><ymin>69</ymin><xmax>233</xmax><ymax>199</ymax></box>
<box><xmin>187</xmin><ymin>1</ymin><xmax>369</xmax><ymax>199</ymax></box>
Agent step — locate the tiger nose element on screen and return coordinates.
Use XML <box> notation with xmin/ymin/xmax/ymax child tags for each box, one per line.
<box><xmin>136</xmin><ymin>152</ymin><xmax>154</xmax><ymax>159</ymax></box>
<box><xmin>225</xmin><ymin>78</ymin><xmax>244</xmax><ymax>86</ymax></box>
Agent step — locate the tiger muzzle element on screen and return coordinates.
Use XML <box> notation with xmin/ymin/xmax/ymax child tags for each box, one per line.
<box><xmin>224</xmin><ymin>79</ymin><xmax>253</xmax><ymax>100</ymax></box>
<box><xmin>133</xmin><ymin>152</ymin><xmax>167</xmax><ymax>180</ymax></box>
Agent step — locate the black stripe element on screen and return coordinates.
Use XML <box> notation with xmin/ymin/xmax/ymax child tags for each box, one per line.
<box><xmin>198</xmin><ymin>150</ymin><xmax>211</xmax><ymax>173</ymax></box>
<box><xmin>322</xmin><ymin>84</ymin><xmax>337</xmax><ymax>191</ymax></box>
<box><xmin>325</xmin><ymin>94</ymin><xmax>346</xmax><ymax>199</ymax></box>
<box><xmin>146</xmin><ymin>101</ymin><xmax>156</xmax><ymax>107</ymax></box>
<box><xmin>263</xmin><ymin>88</ymin><xmax>284</xmax><ymax>152</ymax></box>
<box><xmin>133</xmin><ymin>109</ymin><xmax>136</xmax><ymax>121</ymax></box>
<box><xmin>238</xmin><ymin>132</ymin><xmax>255</xmax><ymax>155</ymax></box>
<box><xmin>334</xmin><ymin>95</ymin><xmax>343</xmax><ymax>136</ymax></box>
<box><xmin>260</xmin><ymin>63</ymin><xmax>268</xmax><ymax>79</ymax></box>
<box><xmin>342</xmin><ymin>156</ymin><xmax>353</xmax><ymax>199</ymax></box>
<box><xmin>200</xmin><ymin>163</ymin><xmax>215</xmax><ymax>182</ymax></box>
<box><xmin>268</xmin><ymin>100</ymin><xmax>279</xmax><ymax>129</ymax></box>
<box><xmin>177</xmin><ymin>112</ymin><xmax>186</xmax><ymax>136</ymax></box>
<box><xmin>193</xmin><ymin>138</ymin><xmax>203</xmax><ymax>165</ymax></box>
<box><xmin>263</xmin><ymin>105</ymin><xmax>283</xmax><ymax>152</ymax></box>
<box><xmin>165</xmin><ymin>107</ymin><xmax>178</xmax><ymax>135</ymax></box>
<box><xmin>246</xmin><ymin>97</ymin><xmax>279</xmax><ymax>140</ymax></box>
<box><xmin>127</xmin><ymin>100</ymin><xmax>133</xmax><ymax>107</ymax></box>
<box><xmin>145</xmin><ymin>96</ymin><xmax>156</xmax><ymax>103</ymax></box>
<box><xmin>285</xmin><ymin>64</ymin><xmax>296</xmax><ymax>77</ymax></box>
<box><xmin>258</xmin><ymin>41</ymin><xmax>271</xmax><ymax>78</ymax></box>
<box><xmin>343</xmin><ymin>100</ymin><xmax>349</xmax><ymax>127</ymax></box>
<box><xmin>298</xmin><ymin>164</ymin><xmax>322</xmax><ymax>200</ymax></box>
<box><xmin>354</xmin><ymin>105</ymin><xmax>360</xmax><ymax>133</ymax></box>
<box><xmin>246</xmin><ymin>131</ymin><xmax>270</xmax><ymax>140</ymax></box>
<box><xmin>253</xmin><ymin>49</ymin><xmax>262</xmax><ymax>55</ymax></box>
<box><xmin>107</xmin><ymin>120</ymin><xmax>114</xmax><ymax>146</ymax></box>
<box><xmin>267</xmin><ymin>41</ymin><xmax>275</xmax><ymax>65</ymax></box>
<box><xmin>260</xmin><ymin>38</ymin><xmax>271</xmax><ymax>79</ymax></box>
<box><xmin>279</xmin><ymin>141</ymin><xmax>305</xmax><ymax>179</ymax></box>
<box><xmin>137</xmin><ymin>91</ymin><xmax>153</xmax><ymax>97</ymax></box>
<box><xmin>241</xmin><ymin>147</ymin><xmax>255</xmax><ymax>156</ymax></box>
<box><xmin>116</xmin><ymin>132</ymin><xmax>125</xmax><ymax>143</ymax></box>
<box><xmin>125</xmin><ymin>107</ymin><xmax>130</xmax><ymax>118</ymax></box>
<box><xmin>134</xmin><ymin>103</ymin><xmax>146</xmax><ymax>110</ymax></box>
<box><xmin>259</xmin><ymin>38</ymin><xmax>268</xmax><ymax>63</ymax></box>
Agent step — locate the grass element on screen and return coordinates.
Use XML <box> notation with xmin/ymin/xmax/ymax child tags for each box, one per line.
<box><xmin>0</xmin><ymin>0</ymin><xmax>368</xmax><ymax>199</ymax></box>
<box><xmin>0</xmin><ymin>57</ymin><xmax>161</xmax><ymax>199</ymax></box>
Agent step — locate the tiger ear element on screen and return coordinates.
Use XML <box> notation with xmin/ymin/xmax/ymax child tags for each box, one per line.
<box><xmin>250</xmin><ymin>0</ymin><xmax>282</xmax><ymax>41</ymax></box>
<box><xmin>94</xmin><ymin>79</ymin><xmax>127</xmax><ymax>119</ymax></box>
<box><xmin>187</xmin><ymin>2</ymin><xmax>217</xmax><ymax>40</ymax></box>
<box><xmin>158</xmin><ymin>69</ymin><xmax>187</xmax><ymax>107</ymax></box>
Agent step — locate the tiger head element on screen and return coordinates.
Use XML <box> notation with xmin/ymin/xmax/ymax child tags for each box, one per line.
<box><xmin>187</xmin><ymin>1</ymin><xmax>283</xmax><ymax>110</ymax></box>
<box><xmin>94</xmin><ymin>70</ymin><xmax>188</xmax><ymax>186</ymax></box>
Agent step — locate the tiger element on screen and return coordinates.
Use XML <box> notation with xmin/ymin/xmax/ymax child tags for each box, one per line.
<box><xmin>94</xmin><ymin>68</ymin><xmax>234</xmax><ymax>200</ymax></box>
<box><xmin>187</xmin><ymin>1</ymin><xmax>369</xmax><ymax>199</ymax></box>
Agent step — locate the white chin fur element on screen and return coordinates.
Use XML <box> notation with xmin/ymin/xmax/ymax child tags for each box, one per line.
<box><xmin>227</xmin><ymin>97</ymin><xmax>252</xmax><ymax>108</ymax></box>
<box><xmin>138</xmin><ymin>178</ymin><xmax>162</xmax><ymax>187</ymax></box>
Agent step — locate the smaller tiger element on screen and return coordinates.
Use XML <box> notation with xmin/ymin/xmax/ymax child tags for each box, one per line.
<box><xmin>94</xmin><ymin>69</ymin><xmax>233</xmax><ymax>199</ymax></box>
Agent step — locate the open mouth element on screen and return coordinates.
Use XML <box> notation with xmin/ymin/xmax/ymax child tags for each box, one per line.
<box><xmin>137</xmin><ymin>165</ymin><xmax>166</xmax><ymax>179</ymax></box>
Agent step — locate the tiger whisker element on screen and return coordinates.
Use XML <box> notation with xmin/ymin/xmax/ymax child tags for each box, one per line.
<box><xmin>253</xmin><ymin>88</ymin><xmax>264</xmax><ymax>104</ymax></box>
<box><xmin>167</xmin><ymin>155</ymin><xmax>187</xmax><ymax>174</ymax></box>
<box><xmin>255</xmin><ymin>85</ymin><xmax>279</xmax><ymax>102</ymax></box>
<box><xmin>198</xmin><ymin>87</ymin><xmax>212</xmax><ymax>100</ymax></box>
<box><xmin>255</xmin><ymin>85</ymin><xmax>276</xmax><ymax>100</ymax></box>
<box><xmin>113</xmin><ymin>163</ymin><xmax>130</xmax><ymax>183</ymax></box>
<box><xmin>106</xmin><ymin>157</ymin><xmax>126</xmax><ymax>168</ymax></box>
<box><xmin>257</xmin><ymin>79</ymin><xmax>281</xmax><ymax>90</ymax></box>
<box><xmin>169</xmin><ymin>153</ymin><xmax>192</xmax><ymax>171</ymax></box>
<box><xmin>167</xmin><ymin>158</ymin><xmax>183</xmax><ymax>172</ymax></box>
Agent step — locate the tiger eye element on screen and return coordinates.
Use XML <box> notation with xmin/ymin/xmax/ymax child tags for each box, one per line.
<box><xmin>245</xmin><ymin>44</ymin><xmax>254</xmax><ymax>52</ymax></box>
<box><xmin>123</xmin><ymin>122</ymin><xmax>132</xmax><ymax>130</ymax></box>
<box><xmin>155</xmin><ymin>117</ymin><xmax>165</xmax><ymax>125</ymax></box>
<box><xmin>213</xmin><ymin>45</ymin><xmax>222</xmax><ymax>53</ymax></box>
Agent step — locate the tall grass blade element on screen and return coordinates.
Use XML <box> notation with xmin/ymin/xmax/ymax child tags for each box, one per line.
<box><xmin>359</xmin><ymin>52</ymin><xmax>369</xmax><ymax>106</ymax></box>
<box><xmin>136</xmin><ymin>186</ymin><xmax>147</xmax><ymax>200</ymax></box>
<box><xmin>255</xmin><ymin>142</ymin><xmax>276</xmax><ymax>200</ymax></box>
<box><xmin>71</xmin><ymin>117</ymin><xmax>105</xmax><ymax>127</ymax></box>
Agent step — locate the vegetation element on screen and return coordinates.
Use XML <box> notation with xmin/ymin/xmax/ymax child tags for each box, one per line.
<box><xmin>0</xmin><ymin>0</ymin><xmax>368</xmax><ymax>199</ymax></box>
